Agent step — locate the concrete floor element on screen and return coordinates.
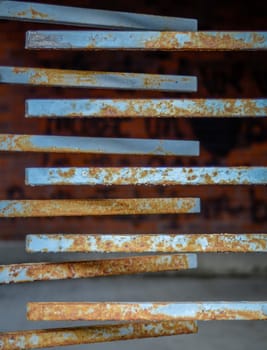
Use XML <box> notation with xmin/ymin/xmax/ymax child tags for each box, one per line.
<box><xmin>0</xmin><ymin>242</ymin><xmax>266</xmax><ymax>350</ymax></box>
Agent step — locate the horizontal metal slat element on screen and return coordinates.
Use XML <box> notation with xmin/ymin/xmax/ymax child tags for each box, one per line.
<box><xmin>0</xmin><ymin>254</ymin><xmax>197</xmax><ymax>284</ymax></box>
<box><xmin>0</xmin><ymin>66</ymin><xmax>197</xmax><ymax>92</ymax></box>
<box><xmin>0</xmin><ymin>1</ymin><xmax>197</xmax><ymax>31</ymax></box>
<box><xmin>26</xmin><ymin>98</ymin><xmax>267</xmax><ymax>118</ymax></box>
<box><xmin>26</xmin><ymin>31</ymin><xmax>267</xmax><ymax>50</ymax></box>
<box><xmin>0</xmin><ymin>134</ymin><xmax>199</xmax><ymax>156</ymax></box>
<box><xmin>26</xmin><ymin>234</ymin><xmax>267</xmax><ymax>253</ymax></box>
<box><xmin>25</xmin><ymin>167</ymin><xmax>267</xmax><ymax>186</ymax></box>
<box><xmin>0</xmin><ymin>321</ymin><xmax>197</xmax><ymax>350</ymax></box>
<box><xmin>0</xmin><ymin>198</ymin><xmax>200</xmax><ymax>217</ymax></box>
<box><xmin>27</xmin><ymin>302</ymin><xmax>267</xmax><ymax>321</ymax></box>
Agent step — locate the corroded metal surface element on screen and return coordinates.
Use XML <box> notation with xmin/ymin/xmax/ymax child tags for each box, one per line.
<box><xmin>0</xmin><ymin>198</ymin><xmax>200</xmax><ymax>217</ymax></box>
<box><xmin>0</xmin><ymin>1</ymin><xmax>197</xmax><ymax>31</ymax></box>
<box><xmin>0</xmin><ymin>254</ymin><xmax>197</xmax><ymax>284</ymax></box>
<box><xmin>0</xmin><ymin>134</ymin><xmax>199</xmax><ymax>156</ymax></box>
<box><xmin>27</xmin><ymin>302</ymin><xmax>267</xmax><ymax>321</ymax></box>
<box><xmin>26</xmin><ymin>98</ymin><xmax>267</xmax><ymax>118</ymax></box>
<box><xmin>0</xmin><ymin>321</ymin><xmax>197</xmax><ymax>349</ymax></box>
<box><xmin>26</xmin><ymin>234</ymin><xmax>267</xmax><ymax>253</ymax></box>
<box><xmin>0</xmin><ymin>67</ymin><xmax>197</xmax><ymax>92</ymax></box>
<box><xmin>26</xmin><ymin>31</ymin><xmax>267</xmax><ymax>50</ymax></box>
<box><xmin>25</xmin><ymin>167</ymin><xmax>267</xmax><ymax>186</ymax></box>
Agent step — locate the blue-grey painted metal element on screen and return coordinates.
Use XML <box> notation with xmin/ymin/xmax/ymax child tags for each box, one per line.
<box><xmin>25</xmin><ymin>233</ymin><xmax>267</xmax><ymax>253</ymax></box>
<box><xmin>25</xmin><ymin>167</ymin><xmax>267</xmax><ymax>186</ymax></box>
<box><xmin>0</xmin><ymin>66</ymin><xmax>197</xmax><ymax>92</ymax></box>
<box><xmin>25</xmin><ymin>30</ymin><xmax>267</xmax><ymax>50</ymax></box>
<box><xmin>0</xmin><ymin>1</ymin><xmax>197</xmax><ymax>31</ymax></box>
<box><xmin>25</xmin><ymin>98</ymin><xmax>267</xmax><ymax>118</ymax></box>
<box><xmin>0</xmin><ymin>134</ymin><xmax>199</xmax><ymax>156</ymax></box>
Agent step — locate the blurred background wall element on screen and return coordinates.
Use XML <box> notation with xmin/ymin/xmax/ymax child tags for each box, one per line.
<box><xmin>0</xmin><ymin>0</ymin><xmax>266</xmax><ymax>247</ymax></box>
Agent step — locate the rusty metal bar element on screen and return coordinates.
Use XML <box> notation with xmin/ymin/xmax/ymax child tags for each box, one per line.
<box><xmin>26</xmin><ymin>234</ymin><xmax>267</xmax><ymax>253</ymax></box>
<box><xmin>25</xmin><ymin>167</ymin><xmax>267</xmax><ymax>186</ymax></box>
<box><xmin>0</xmin><ymin>1</ymin><xmax>197</xmax><ymax>31</ymax></box>
<box><xmin>25</xmin><ymin>98</ymin><xmax>267</xmax><ymax>118</ymax></box>
<box><xmin>26</xmin><ymin>30</ymin><xmax>267</xmax><ymax>51</ymax></box>
<box><xmin>0</xmin><ymin>198</ymin><xmax>200</xmax><ymax>217</ymax></box>
<box><xmin>0</xmin><ymin>321</ymin><xmax>198</xmax><ymax>350</ymax></box>
<box><xmin>0</xmin><ymin>254</ymin><xmax>197</xmax><ymax>284</ymax></box>
<box><xmin>0</xmin><ymin>67</ymin><xmax>197</xmax><ymax>92</ymax></box>
<box><xmin>27</xmin><ymin>302</ymin><xmax>267</xmax><ymax>321</ymax></box>
<box><xmin>0</xmin><ymin>134</ymin><xmax>199</xmax><ymax>157</ymax></box>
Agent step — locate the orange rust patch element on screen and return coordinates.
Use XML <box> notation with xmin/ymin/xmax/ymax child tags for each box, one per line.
<box><xmin>93</xmin><ymin>99</ymin><xmax>266</xmax><ymax>117</ymax></box>
<box><xmin>16</xmin><ymin>10</ymin><xmax>27</xmax><ymax>17</ymax></box>
<box><xmin>188</xmin><ymin>32</ymin><xmax>267</xmax><ymax>50</ymax></box>
<box><xmin>59</xmin><ymin>234</ymin><xmax>267</xmax><ymax>253</ymax></box>
<box><xmin>145</xmin><ymin>32</ymin><xmax>179</xmax><ymax>50</ymax></box>
<box><xmin>57</xmin><ymin>168</ymin><xmax>76</xmax><ymax>179</ymax></box>
<box><xmin>12</xmin><ymin>67</ymin><xmax>28</xmax><ymax>74</ymax></box>
<box><xmin>30</xmin><ymin>7</ymin><xmax>49</xmax><ymax>19</ymax></box>
<box><xmin>24</xmin><ymin>68</ymin><xmax>97</xmax><ymax>86</ymax></box>
<box><xmin>144</xmin><ymin>32</ymin><xmax>266</xmax><ymax>51</ymax></box>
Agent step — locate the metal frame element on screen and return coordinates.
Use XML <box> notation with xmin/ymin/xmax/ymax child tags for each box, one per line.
<box><xmin>0</xmin><ymin>254</ymin><xmax>197</xmax><ymax>284</ymax></box>
<box><xmin>26</xmin><ymin>233</ymin><xmax>267</xmax><ymax>253</ymax></box>
<box><xmin>0</xmin><ymin>134</ymin><xmax>199</xmax><ymax>156</ymax></box>
<box><xmin>0</xmin><ymin>198</ymin><xmax>200</xmax><ymax>217</ymax></box>
<box><xmin>25</xmin><ymin>167</ymin><xmax>267</xmax><ymax>186</ymax></box>
<box><xmin>0</xmin><ymin>66</ymin><xmax>197</xmax><ymax>92</ymax></box>
<box><xmin>25</xmin><ymin>98</ymin><xmax>267</xmax><ymax>118</ymax></box>
<box><xmin>0</xmin><ymin>321</ymin><xmax>197</xmax><ymax>350</ymax></box>
<box><xmin>0</xmin><ymin>1</ymin><xmax>197</xmax><ymax>31</ymax></box>
<box><xmin>25</xmin><ymin>30</ymin><xmax>267</xmax><ymax>51</ymax></box>
<box><xmin>27</xmin><ymin>302</ymin><xmax>267</xmax><ymax>321</ymax></box>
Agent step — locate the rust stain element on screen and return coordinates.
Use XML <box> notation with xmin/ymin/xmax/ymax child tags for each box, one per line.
<box><xmin>85</xmin><ymin>99</ymin><xmax>267</xmax><ymax>117</ymax></box>
<box><xmin>30</xmin><ymin>7</ymin><xmax>49</xmax><ymax>19</ymax></box>
<box><xmin>16</xmin><ymin>10</ymin><xmax>27</xmax><ymax>17</ymax></box>
<box><xmin>57</xmin><ymin>168</ymin><xmax>76</xmax><ymax>179</ymax></box>
<box><xmin>194</xmin><ymin>309</ymin><xmax>264</xmax><ymax>321</ymax></box>
<box><xmin>12</xmin><ymin>67</ymin><xmax>28</xmax><ymax>74</ymax></box>
<box><xmin>0</xmin><ymin>134</ymin><xmax>35</xmax><ymax>151</ymax></box>
<box><xmin>15</xmin><ymin>8</ymin><xmax>50</xmax><ymax>19</ymax></box>
<box><xmin>144</xmin><ymin>32</ymin><xmax>266</xmax><ymax>50</ymax></box>
<box><xmin>145</xmin><ymin>32</ymin><xmax>179</xmax><ymax>50</ymax></box>
<box><xmin>51</xmin><ymin>234</ymin><xmax>267</xmax><ymax>253</ymax></box>
<box><xmin>209</xmin><ymin>32</ymin><xmax>264</xmax><ymax>50</ymax></box>
<box><xmin>0</xmin><ymin>134</ymin><xmax>133</xmax><ymax>154</ymax></box>
<box><xmin>24</xmin><ymin>68</ymin><xmax>98</xmax><ymax>86</ymax></box>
